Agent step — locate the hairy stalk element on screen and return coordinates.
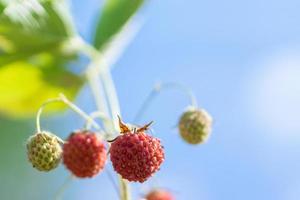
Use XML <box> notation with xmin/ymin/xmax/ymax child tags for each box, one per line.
<box><xmin>59</xmin><ymin>93</ymin><xmax>102</xmax><ymax>130</ymax></box>
<box><xmin>79</xmin><ymin>37</ymin><xmax>115</xmax><ymax>132</ymax></box>
<box><xmin>119</xmin><ymin>176</ymin><xmax>130</xmax><ymax>200</ymax></box>
<box><xmin>100</xmin><ymin>69</ymin><xmax>121</xmax><ymax>130</ymax></box>
<box><xmin>80</xmin><ymin>39</ymin><xmax>130</xmax><ymax>200</ymax></box>
<box><xmin>134</xmin><ymin>82</ymin><xmax>198</xmax><ymax>123</ymax></box>
<box><xmin>86</xmin><ymin>64</ymin><xmax>110</xmax><ymax>120</ymax></box>
<box><xmin>84</xmin><ymin>111</ymin><xmax>113</xmax><ymax>130</ymax></box>
<box><xmin>81</xmin><ymin>38</ymin><xmax>121</xmax><ymax>129</ymax></box>
<box><xmin>36</xmin><ymin>98</ymin><xmax>61</xmax><ymax>133</ymax></box>
<box><xmin>97</xmin><ymin>66</ymin><xmax>130</xmax><ymax>200</ymax></box>
<box><xmin>95</xmin><ymin>62</ymin><xmax>130</xmax><ymax>200</ymax></box>
<box><xmin>36</xmin><ymin>95</ymin><xmax>101</xmax><ymax>132</ymax></box>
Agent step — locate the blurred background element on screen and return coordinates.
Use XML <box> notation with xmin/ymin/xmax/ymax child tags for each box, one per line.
<box><xmin>1</xmin><ymin>0</ymin><xmax>300</xmax><ymax>199</ymax></box>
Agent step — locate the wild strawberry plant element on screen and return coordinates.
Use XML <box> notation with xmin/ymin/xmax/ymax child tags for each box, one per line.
<box><xmin>0</xmin><ymin>0</ymin><xmax>212</xmax><ymax>199</ymax></box>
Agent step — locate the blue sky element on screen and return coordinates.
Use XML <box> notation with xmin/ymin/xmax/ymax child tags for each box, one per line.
<box><xmin>52</xmin><ymin>0</ymin><xmax>300</xmax><ymax>199</ymax></box>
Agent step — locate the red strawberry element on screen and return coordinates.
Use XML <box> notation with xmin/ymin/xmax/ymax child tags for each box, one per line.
<box><xmin>145</xmin><ymin>189</ymin><xmax>175</xmax><ymax>200</ymax></box>
<box><xmin>110</xmin><ymin>117</ymin><xmax>164</xmax><ymax>183</ymax></box>
<box><xmin>63</xmin><ymin>130</ymin><xmax>107</xmax><ymax>178</ymax></box>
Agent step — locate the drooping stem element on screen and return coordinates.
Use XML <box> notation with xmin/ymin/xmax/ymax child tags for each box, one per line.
<box><xmin>84</xmin><ymin>111</ymin><xmax>113</xmax><ymax>130</ymax></box>
<box><xmin>133</xmin><ymin>86</ymin><xmax>159</xmax><ymax>124</ymax></box>
<box><xmin>36</xmin><ymin>94</ymin><xmax>101</xmax><ymax>133</ymax></box>
<box><xmin>134</xmin><ymin>82</ymin><xmax>198</xmax><ymax>123</ymax></box>
<box><xmin>36</xmin><ymin>98</ymin><xmax>61</xmax><ymax>133</ymax></box>
<box><xmin>59</xmin><ymin>93</ymin><xmax>102</xmax><ymax>130</ymax></box>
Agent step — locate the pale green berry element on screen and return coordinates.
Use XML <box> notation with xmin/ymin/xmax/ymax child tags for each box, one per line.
<box><xmin>26</xmin><ymin>131</ymin><xmax>63</xmax><ymax>171</ymax></box>
<box><xmin>179</xmin><ymin>108</ymin><xmax>212</xmax><ymax>144</ymax></box>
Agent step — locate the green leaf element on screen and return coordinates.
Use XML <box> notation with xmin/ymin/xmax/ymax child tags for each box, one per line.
<box><xmin>0</xmin><ymin>0</ymin><xmax>83</xmax><ymax>117</ymax></box>
<box><xmin>93</xmin><ymin>0</ymin><xmax>144</xmax><ymax>50</ymax></box>
<box><xmin>0</xmin><ymin>0</ymin><xmax>75</xmax><ymax>65</ymax></box>
<box><xmin>0</xmin><ymin>3</ymin><xmax>4</xmax><ymax>14</ymax></box>
<box><xmin>0</xmin><ymin>59</ymin><xmax>83</xmax><ymax>117</ymax></box>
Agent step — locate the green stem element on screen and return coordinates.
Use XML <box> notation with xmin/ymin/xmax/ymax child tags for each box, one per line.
<box><xmin>86</xmin><ymin>64</ymin><xmax>110</xmax><ymax>120</ymax></box>
<box><xmin>59</xmin><ymin>93</ymin><xmax>102</xmax><ymax>130</ymax></box>
<box><xmin>84</xmin><ymin>111</ymin><xmax>115</xmax><ymax>141</ymax></box>
<box><xmin>36</xmin><ymin>95</ymin><xmax>101</xmax><ymax>132</ymax></box>
<box><xmin>36</xmin><ymin>98</ymin><xmax>61</xmax><ymax>133</ymax></box>
<box><xmin>119</xmin><ymin>176</ymin><xmax>130</xmax><ymax>200</ymax></box>
<box><xmin>80</xmin><ymin>38</ymin><xmax>130</xmax><ymax>200</ymax></box>
<box><xmin>100</xmin><ymin>69</ymin><xmax>121</xmax><ymax>130</ymax></box>
<box><xmin>84</xmin><ymin>111</ymin><xmax>112</xmax><ymax>130</ymax></box>
<box><xmin>79</xmin><ymin>37</ymin><xmax>114</xmax><ymax>132</ymax></box>
<box><xmin>134</xmin><ymin>82</ymin><xmax>198</xmax><ymax>123</ymax></box>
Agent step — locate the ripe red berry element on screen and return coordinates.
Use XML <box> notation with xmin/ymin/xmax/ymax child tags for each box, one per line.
<box><xmin>63</xmin><ymin>130</ymin><xmax>107</xmax><ymax>178</ymax></box>
<box><xmin>110</xmin><ymin>130</ymin><xmax>165</xmax><ymax>183</ymax></box>
<box><xmin>145</xmin><ymin>189</ymin><xmax>175</xmax><ymax>200</ymax></box>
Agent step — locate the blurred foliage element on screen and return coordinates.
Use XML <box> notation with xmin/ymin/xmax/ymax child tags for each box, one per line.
<box><xmin>0</xmin><ymin>0</ymin><xmax>82</xmax><ymax>117</ymax></box>
<box><xmin>0</xmin><ymin>0</ymin><xmax>75</xmax><ymax>65</ymax></box>
<box><xmin>94</xmin><ymin>0</ymin><xmax>144</xmax><ymax>50</ymax></box>
<box><xmin>0</xmin><ymin>61</ymin><xmax>82</xmax><ymax>117</ymax></box>
<box><xmin>0</xmin><ymin>2</ymin><xmax>3</xmax><ymax>13</ymax></box>
<box><xmin>0</xmin><ymin>0</ymin><xmax>144</xmax><ymax>198</ymax></box>
<box><xmin>0</xmin><ymin>0</ymin><xmax>144</xmax><ymax>118</ymax></box>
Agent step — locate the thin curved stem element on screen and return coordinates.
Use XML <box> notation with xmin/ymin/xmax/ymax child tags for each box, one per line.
<box><xmin>36</xmin><ymin>94</ymin><xmax>101</xmax><ymax>133</ymax></box>
<box><xmin>134</xmin><ymin>82</ymin><xmax>198</xmax><ymax>123</ymax></box>
<box><xmin>36</xmin><ymin>98</ymin><xmax>61</xmax><ymax>133</ymax></box>
<box><xmin>133</xmin><ymin>86</ymin><xmax>159</xmax><ymax>124</ymax></box>
<box><xmin>58</xmin><ymin>93</ymin><xmax>101</xmax><ymax>130</ymax></box>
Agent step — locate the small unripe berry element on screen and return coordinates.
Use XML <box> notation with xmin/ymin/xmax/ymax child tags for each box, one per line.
<box><xmin>26</xmin><ymin>131</ymin><xmax>63</xmax><ymax>172</ymax></box>
<box><xmin>145</xmin><ymin>189</ymin><xmax>175</xmax><ymax>200</ymax></box>
<box><xmin>179</xmin><ymin>108</ymin><xmax>212</xmax><ymax>144</ymax></box>
<box><xmin>63</xmin><ymin>130</ymin><xmax>107</xmax><ymax>178</ymax></box>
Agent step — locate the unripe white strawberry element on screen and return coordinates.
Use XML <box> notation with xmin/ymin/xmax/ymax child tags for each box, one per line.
<box><xmin>27</xmin><ymin>131</ymin><xmax>63</xmax><ymax>171</ymax></box>
<box><xmin>179</xmin><ymin>108</ymin><xmax>212</xmax><ymax>144</ymax></box>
